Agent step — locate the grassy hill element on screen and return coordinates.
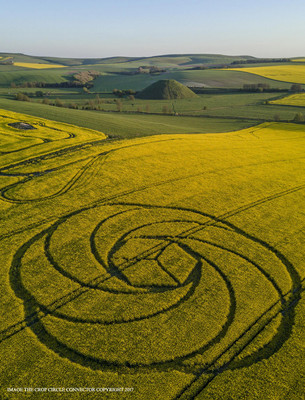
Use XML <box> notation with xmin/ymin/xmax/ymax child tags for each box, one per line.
<box><xmin>137</xmin><ymin>79</ymin><xmax>197</xmax><ymax>99</ymax></box>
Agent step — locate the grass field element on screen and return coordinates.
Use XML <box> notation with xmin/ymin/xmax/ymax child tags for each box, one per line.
<box><xmin>1</xmin><ymin>90</ymin><xmax>304</xmax><ymax>131</ymax></box>
<box><xmin>0</xmin><ymin>108</ymin><xmax>305</xmax><ymax>399</ymax></box>
<box><xmin>0</xmin><ymin>69</ymin><xmax>69</xmax><ymax>86</ymax></box>
<box><xmin>227</xmin><ymin>65</ymin><xmax>305</xmax><ymax>84</ymax></box>
<box><xmin>91</xmin><ymin>69</ymin><xmax>292</xmax><ymax>91</ymax></box>
<box><xmin>0</xmin><ymin>98</ymin><xmax>257</xmax><ymax>138</ymax></box>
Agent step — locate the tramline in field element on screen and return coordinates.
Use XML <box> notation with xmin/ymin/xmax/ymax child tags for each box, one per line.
<box><xmin>0</xmin><ymin>109</ymin><xmax>304</xmax><ymax>399</ymax></box>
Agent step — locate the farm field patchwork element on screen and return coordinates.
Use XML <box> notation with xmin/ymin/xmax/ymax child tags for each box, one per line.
<box><xmin>226</xmin><ymin>65</ymin><xmax>305</xmax><ymax>84</ymax></box>
<box><xmin>0</xmin><ymin>109</ymin><xmax>305</xmax><ymax>399</ymax></box>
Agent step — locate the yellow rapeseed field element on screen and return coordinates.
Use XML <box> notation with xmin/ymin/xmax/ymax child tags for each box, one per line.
<box><xmin>226</xmin><ymin>65</ymin><xmax>305</xmax><ymax>84</ymax></box>
<box><xmin>0</xmin><ymin>109</ymin><xmax>305</xmax><ymax>399</ymax></box>
<box><xmin>270</xmin><ymin>93</ymin><xmax>305</xmax><ymax>106</ymax></box>
<box><xmin>14</xmin><ymin>62</ymin><xmax>65</xmax><ymax>69</ymax></box>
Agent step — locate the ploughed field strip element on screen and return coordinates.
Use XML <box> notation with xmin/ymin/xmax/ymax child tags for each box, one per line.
<box><xmin>0</xmin><ymin>110</ymin><xmax>305</xmax><ymax>399</ymax></box>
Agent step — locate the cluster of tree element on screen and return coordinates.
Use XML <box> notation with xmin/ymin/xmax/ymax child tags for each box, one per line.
<box><xmin>191</xmin><ymin>66</ymin><xmax>207</xmax><ymax>70</ymax></box>
<box><xmin>40</xmin><ymin>98</ymin><xmax>79</xmax><ymax>109</ymax></box>
<box><xmin>231</xmin><ymin>58</ymin><xmax>291</xmax><ymax>65</ymax></box>
<box><xmin>162</xmin><ymin>105</ymin><xmax>174</xmax><ymax>114</ymax></box>
<box><xmin>112</xmin><ymin>88</ymin><xmax>136</xmax><ymax>98</ymax></box>
<box><xmin>273</xmin><ymin>113</ymin><xmax>305</xmax><ymax>123</ymax></box>
<box><xmin>128</xmin><ymin>66</ymin><xmax>167</xmax><ymax>74</ymax></box>
<box><xmin>0</xmin><ymin>60</ymin><xmax>13</xmax><ymax>65</ymax></box>
<box><xmin>15</xmin><ymin>93</ymin><xmax>64</xmax><ymax>104</ymax></box>
<box><xmin>11</xmin><ymin>82</ymin><xmax>44</xmax><ymax>88</ymax></box>
<box><xmin>293</xmin><ymin>112</ymin><xmax>305</xmax><ymax>122</ymax></box>
<box><xmin>11</xmin><ymin>81</ymin><xmax>91</xmax><ymax>89</ymax></box>
<box><xmin>15</xmin><ymin>90</ymin><xmax>50</xmax><ymax>99</ymax></box>
<box><xmin>72</xmin><ymin>70</ymin><xmax>100</xmax><ymax>86</ymax></box>
<box><xmin>125</xmin><ymin>65</ymin><xmax>166</xmax><ymax>75</ymax></box>
<box><xmin>242</xmin><ymin>83</ymin><xmax>270</xmax><ymax>92</ymax></box>
<box><xmin>15</xmin><ymin>93</ymin><xmax>31</xmax><ymax>102</ymax></box>
<box><xmin>290</xmin><ymin>84</ymin><xmax>303</xmax><ymax>92</ymax></box>
<box><xmin>190</xmin><ymin>64</ymin><xmax>230</xmax><ymax>70</ymax></box>
<box><xmin>111</xmin><ymin>66</ymin><xmax>166</xmax><ymax>76</ymax></box>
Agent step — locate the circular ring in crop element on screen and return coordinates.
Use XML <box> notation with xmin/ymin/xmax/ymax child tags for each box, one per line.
<box><xmin>11</xmin><ymin>203</ymin><xmax>299</xmax><ymax>371</ymax></box>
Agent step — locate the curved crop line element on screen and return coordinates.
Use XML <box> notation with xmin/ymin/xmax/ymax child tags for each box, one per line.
<box><xmin>112</xmin><ymin>203</ymin><xmax>301</xmax><ymax>310</ymax></box>
<box><xmin>45</xmin><ymin>208</ymin><xmax>142</xmax><ymax>289</ymax></box>
<box><xmin>181</xmin><ymin>237</ymin><xmax>285</xmax><ymax>301</ymax></box>
<box><xmin>0</xmin><ymin>140</ymin><xmax>47</xmax><ymax>155</ymax></box>
<box><xmin>107</xmin><ymin>203</ymin><xmax>302</xmax><ymax>392</ymax></box>
<box><xmin>175</xmin><ymin>279</ymin><xmax>304</xmax><ymax>400</ymax></box>
<box><xmin>0</xmin><ymin>137</ymin><xmax>106</xmax><ymax>173</ymax></box>
<box><xmin>0</xmin><ymin>137</ymin><xmax>179</xmax><ymax>203</ymax></box>
<box><xmin>133</xmin><ymin>227</ymin><xmax>285</xmax><ymax>303</ymax></box>
<box><xmin>0</xmin><ymin>154</ymin><xmax>108</xmax><ymax>203</ymax></box>
<box><xmin>2</xmin><ymin>182</ymin><xmax>302</xmax><ymax>324</ymax></box>
<box><xmin>4</xmin><ymin>204</ymin><xmax>237</xmax><ymax>369</ymax></box>
<box><xmin>2</xmin><ymin>184</ymin><xmax>302</xmax><ymax>384</ymax></box>
<box><xmin>2</xmin><ymin>120</ymin><xmax>305</xmax><ymax>206</ymax></box>
<box><xmin>16</xmin><ymin>220</ymin><xmax>198</xmax><ymax>326</ymax></box>
<box><xmin>4</xmin><ymin>199</ymin><xmax>300</xmax><ymax>330</ymax></box>
<box><xmin>44</xmin><ymin>247</ymin><xmax>234</xmax><ymax>368</ymax></box>
<box><xmin>9</xmin><ymin>235</ymin><xmax>237</xmax><ymax>369</ymax></box>
<box><xmin>39</xmin><ymin>270</ymin><xmax>197</xmax><ymax>326</ymax></box>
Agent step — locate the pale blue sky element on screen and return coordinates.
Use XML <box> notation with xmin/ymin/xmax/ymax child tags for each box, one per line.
<box><xmin>2</xmin><ymin>0</ymin><xmax>305</xmax><ymax>58</ymax></box>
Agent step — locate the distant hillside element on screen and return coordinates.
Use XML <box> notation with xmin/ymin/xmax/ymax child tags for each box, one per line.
<box><xmin>0</xmin><ymin>52</ymin><xmax>297</xmax><ymax>90</ymax></box>
<box><xmin>0</xmin><ymin>52</ymin><xmax>255</xmax><ymax>68</ymax></box>
<box><xmin>137</xmin><ymin>79</ymin><xmax>197</xmax><ymax>99</ymax></box>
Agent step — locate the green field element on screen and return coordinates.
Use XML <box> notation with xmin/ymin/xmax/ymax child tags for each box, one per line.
<box><xmin>1</xmin><ymin>90</ymin><xmax>304</xmax><ymax>132</ymax></box>
<box><xmin>0</xmin><ymin>98</ymin><xmax>257</xmax><ymax>138</ymax></box>
<box><xmin>0</xmin><ymin>69</ymin><xmax>69</xmax><ymax>87</ymax></box>
<box><xmin>0</xmin><ymin>109</ymin><xmax>305</xmax><ymax>399</ymax></box>
<box><xmin>91</xmin><ymin>69</ymin><xmax>292</xmax><ymax>91</ymax></box>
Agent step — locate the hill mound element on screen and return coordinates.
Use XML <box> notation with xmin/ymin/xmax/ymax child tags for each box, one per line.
<box><xmin>137</xmin><ymin>79</ymin><xmax>197</xmax><ymax>99</ymax></box>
